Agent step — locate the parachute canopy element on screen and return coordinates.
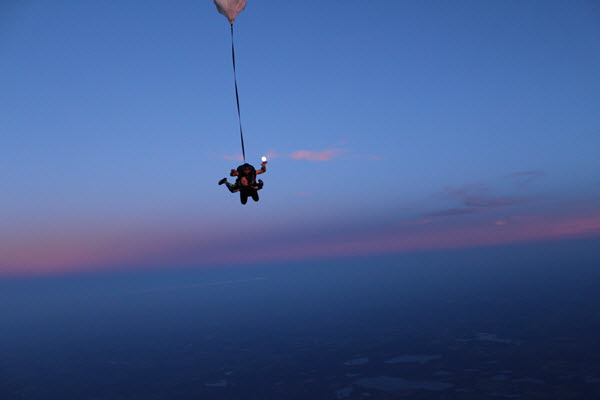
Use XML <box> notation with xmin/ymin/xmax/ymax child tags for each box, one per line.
<box><xmin>214</xmin><ymin>0</ymin><xmax>247</xmax><ymax>25</ymax></box>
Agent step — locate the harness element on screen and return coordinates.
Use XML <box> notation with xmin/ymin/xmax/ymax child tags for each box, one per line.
<box><xmin>235</xmin><ymin>163</ymin><xmax>257</xmax><ymax>187</ymax></box>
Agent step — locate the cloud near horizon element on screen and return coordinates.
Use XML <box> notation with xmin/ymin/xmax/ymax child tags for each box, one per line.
<box><xmin>428</xmin><ymin>183</ymin><xmax>533</xmax><ymax>218</ymax></box>
<box><xmin>290</xmin><ymin>149</ymin><xmax>345</xmax><ymax>161</ymax></box>
<box><xmin>3</xmin><ymin>207</ymin><xmax>600</xmax><ymax>279</ymax></box>
<box><xmin>464</xmin><ymin>195</ymin><xmax>529</xmax><ymax>208</ymax></box>
<box><xmin>424</xmin><ymin>208</ymin><xmax>488</xmax><ymax>217</ymax></box>
<box><xmin>506</xmin><ymin>170</ymin><xmax>545</xmax><ymax>186</ymax></box>
<box><xmin>221</xmin><ymin>154</ymin><xmax>244</xmax><ymax>161</ymax></box>
<box><xmin>220</xmin><ymin>148</ymin><xmax>346</xmax><ymax>162</ymax></box>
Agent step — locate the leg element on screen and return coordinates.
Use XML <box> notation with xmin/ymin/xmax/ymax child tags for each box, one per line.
<box><xmin>225</xmin><ymin>182</ymin><xmax>238</xmax><ymax>193</ymax></box>
<box><xmin>240</xmin><ymin>192</ymin><xmax>248</xmax><ymax>204</ymax></box>
<box><xmin>251</xmin><ymin>190</ymin><xmax>259</xmax><ymax>202</ymax></box>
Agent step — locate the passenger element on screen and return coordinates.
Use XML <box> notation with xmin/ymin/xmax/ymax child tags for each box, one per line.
<box><xmin>219</xmin><ymin>160</ymin><xmax>267</xmax><ymax>204</ymax></box>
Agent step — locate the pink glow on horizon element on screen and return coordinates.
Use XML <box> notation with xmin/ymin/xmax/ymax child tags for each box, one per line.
<box><xmin>545</xmin><ymin>217</ymin><xmax>600</xmax><ymax>236</ymax></box>
<box><xmin>166</xmin><ymin>214</ymin><xmax>600</xmax><ymax>267</ymax></box>
<box><xmin>0</xmin><ymin>223</ymin><xmax>241</xmax><ymax>278</ymax></box>
<box><xmin>2</xmin><ymin>211</ymin><xmax>599</xmax><ymax>278</ymax></box>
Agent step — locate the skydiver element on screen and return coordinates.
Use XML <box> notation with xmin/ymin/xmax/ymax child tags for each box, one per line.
<box><xmin>219</xmin><ymin>160</ymin><xmax>267</xmax><ymax>204</ymax></box>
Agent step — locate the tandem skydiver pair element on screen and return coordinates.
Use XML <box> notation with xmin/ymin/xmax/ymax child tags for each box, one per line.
<box><xmin>219</xmin><ymin>160</ymin><xmax>267</xmax><ymax>205</ymax></box>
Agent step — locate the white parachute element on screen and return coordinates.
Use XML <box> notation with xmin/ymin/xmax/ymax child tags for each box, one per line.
<box><xmin>214</xmin><ymin>0</ymin><xmax>249</xmax><ymax>161</ymax></box>
<box><xmin>214</xmin><ymin>0</ymin><xmax>247</xmax><ymax>25</ymax></box>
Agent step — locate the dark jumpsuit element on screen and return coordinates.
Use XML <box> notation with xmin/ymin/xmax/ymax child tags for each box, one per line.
<box><xmin>226</xmin><ymin>164</ymin><xmax>262</xmax><ymax>204</ymax></box>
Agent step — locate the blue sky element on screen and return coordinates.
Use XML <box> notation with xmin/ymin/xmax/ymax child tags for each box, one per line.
<box><xmin>1</xmin><ymin>1</ymin><xmax>599</xmax><ymax>277</ymax></box>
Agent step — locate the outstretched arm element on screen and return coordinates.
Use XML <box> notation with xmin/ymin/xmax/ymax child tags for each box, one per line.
<box><xmin>256</xmin><ymin>161</ymin><xmax>267</xmax><ymax>175</ymax></box>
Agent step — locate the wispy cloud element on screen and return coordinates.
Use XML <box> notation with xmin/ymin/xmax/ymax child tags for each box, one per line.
<box><xmin>506</xmin><ymin>170</ymin><xmax>544</xmax><ymax>187</ymax></box>
<box><xmin>400</xmin><ymin>219</ymin><xmax>432</xmax><ymax>226</ymax></box>
<box><xmin>436</xmin><ymin>184</ymin><xmax>489</xmax><ymax>201</ymax></box>
<box><xmin>221</xmin><ymin>148</ymin><xmax>348</xmax><ymax>162</ymax></box>
<box><xmin>266</xmin><ymin>151</ymin><xmax>285</xmax><ymax>160</ymax></box>
<box><xmin>428</xmin><ymin>184</ymin><xmax>531</xmax><ymax>218</ymax></box>
<box><xmin>464</xmin><ymin>196</ymin><xmax>527</xmax><ymax>208</ymax></box>
<box><xmin>549</xmin><ymin>217</ymin><xmax>600</xmax><ymax>237</ymax></box>
<box><xmin>290</xmin><ymin>148</ymin><xmax>345</xmax><ymax>161</ymax></box>
<box><xmin>221</xmin><ymin>153</ymin><xmax>244</xmax><ymax>161</ymax></box>
<box><xmin>424</xmin><ymin>208</ymin><xmax>487</xmax><ymax>217</ymax></box>
<box><xmin>286</xmin><ymin>147</ymin><xmax>382</xmax><ymax>162</ymax></box>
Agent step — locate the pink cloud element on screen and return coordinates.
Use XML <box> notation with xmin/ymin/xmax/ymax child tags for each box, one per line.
<box><xmin>222</xmin><ymin>154</ymin><xmax>244</xmax><ymax>161</ymax></box>
<box><xmin>219</xmin><ymin>147</ymin><xmax>352</xmax><ymax>162</ymax></box>
<box><xmin>290</xmin><ymin>149</ymin><xmax>344</xmax><ymax>161</ymax></box>
<box><xmin>265</xmin><ymin>151</ymin><xmax>283</xmax><ymax>160</ymax></box>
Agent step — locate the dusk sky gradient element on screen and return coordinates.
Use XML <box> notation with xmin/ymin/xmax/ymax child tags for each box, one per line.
<box><xmin>2</xmin><ymin>0</ymin><xmax>599</xmax><ymax>278</ymax></box>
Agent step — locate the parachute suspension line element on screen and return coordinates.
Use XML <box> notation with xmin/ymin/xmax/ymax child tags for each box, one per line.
<box><xmin>230</xmin><ymin>24</ymin><xmax>246</xmax><ymax>162</ymax></box>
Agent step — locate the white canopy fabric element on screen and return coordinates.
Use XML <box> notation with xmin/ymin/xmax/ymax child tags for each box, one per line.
<box><xmin>214</xmin><ymin>0</ymin><xmax>247</xmax><ymax>24</ymax></box>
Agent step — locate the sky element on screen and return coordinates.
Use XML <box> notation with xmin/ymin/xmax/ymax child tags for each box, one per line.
<box><xmin>2</xmin><ymin>0</ymin><xmax>599</xmax><ymax>278</ymax></box>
